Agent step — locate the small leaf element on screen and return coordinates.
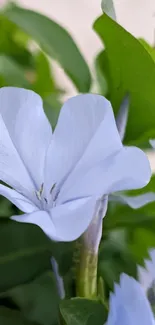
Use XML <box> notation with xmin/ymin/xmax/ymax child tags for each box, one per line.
<box><xmin>94</xmin><ymin>14</ymin><xmax>155</xmax><ymax>144</ymax></box>
<box><xmin>3</xmin><ymin>4</ymin><xmax>91</xmax><ymax>92</ymax></box>
<box><xmin>0</xmin><ymin>220</ymin><xmax>52</xmax><ymax>291</ymax></box>
<box><xmin>1</xmin><ymin>272</ymin><xmax>60</xmax><ymax>325</ymax></box>
<box><xmin>101</xmin><ymin>0</ymin><xmax>116</xmax><ymax>20</ymax></box>
<box><xmin>60</xmin><ymin>298</ymin><xmax>107</xmax><ymax>325</ymax></box>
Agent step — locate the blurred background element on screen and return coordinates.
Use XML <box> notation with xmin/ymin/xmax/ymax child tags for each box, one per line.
<box><xmin>1</xmin><ymin>0</ymin><xmax>153</xmax><ymax>98</ymax></box>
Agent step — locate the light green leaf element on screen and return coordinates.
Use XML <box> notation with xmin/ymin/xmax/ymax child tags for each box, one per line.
<box><xmin>60</xmin><ymin>298</ymin><xmax>107</xmax><ymax>325</ymax></box>
<box><xmin>32</xmin><ymin>51</ymin><xmax>61</xmax><ymax>98</ymax></box>
<box><xmin>0</xmin><ymin>55</ymin><xmax>29</xmax><ymax>87</ymax></box>
<box><xmin>94</xmin><ymin>14</ymin><xmax>155</xmax><ymax>144</ymax></box>
<box><xmin>3</xmin><ymin>4</ymin><xmax>91</xmax><ymax>92</ymax></box>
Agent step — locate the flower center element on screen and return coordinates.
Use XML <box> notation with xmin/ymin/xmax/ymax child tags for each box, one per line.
<box><xmin>35</xmin><ymin>183</ymin><xmax>60</xmax><ymax>210</ymax></box>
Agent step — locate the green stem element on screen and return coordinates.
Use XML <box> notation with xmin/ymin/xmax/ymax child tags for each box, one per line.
<box><xmin>76</xmin><ymin>238</ymin><xmax>98</xmax><ymax>299</ymax></box>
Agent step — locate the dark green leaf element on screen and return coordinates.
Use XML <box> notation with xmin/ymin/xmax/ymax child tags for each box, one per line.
<box><xmin>94</xmin><ymin>14</ymin><xmax>155</xmax><ymax>144</ymax></box>
<box><xmin>99</xmin><ymin>231</ymin><xmax>137</xmax><ymax>289</ymax></box>
<box><xmin>60</xmin><ymin>298</ymin><xmax>107</xmax><ymax>325</ymax></box>
<box><xmin>95</xmin><ymin>51</ymin><xmax>109</xmax><ymax>96</ymax></box>
<box><xmin>129</xmin><ymin>228</ymin><xmax>155</xmax><ymax>264</ymax></box>
<box><xmin>3</xmin><ymin>5</ymin><xmax>91</xmax><ymax>92</ymax></box>
<box><xmin>43</xmin><ymin>94</ymin><xmax>62</xmax><ymax>129</ymax></box>
<box><xmin>0</xmin><ymin>220</ymin><xmax>52</xmax><ymax>291</ymax></box>
<box><xmin>1</xmin><ymin>272</ymin><xmax>59</xmax><ymax>325</ymax></box>
<box><xmin>0</xmin><ymin>307</ymin><xmax>36</xmax><ymax>325</ymax></box>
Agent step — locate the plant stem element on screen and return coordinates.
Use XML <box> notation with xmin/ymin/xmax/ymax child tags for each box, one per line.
<box><xmin>76</xmin><ymin>242</ymin><xmax>98</xmax><ymax>298</ymax></box>
<box><xmin>76</xmin><ymin>197</ymin><xmax>108</xmax><ymax>299</ymax></box>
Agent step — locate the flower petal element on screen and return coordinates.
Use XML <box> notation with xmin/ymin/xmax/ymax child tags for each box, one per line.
<box><xmin>107</xmin><ymin>274</ymin><xmax>155</xmax><ymax>325</ymax></box>
<box><xmin>12</xmin><ymin>197</ymin><xmax>98</xmax><ymax>242</ymax></box>
<box><xmin>0</xmin><ymin>87</ymin><xmax>52</xmax><ymax>190</ymax></box>
<box><xmin>50</xmin><ymin>197</ymin><xmax>99</xmax><ymax>241</ymax></box>
<box><xmin>116</xmin><ymin>95</ymin><xmax>129</xmax><ymax>141</ymax></box>
<box><xmin>59</xmin><ymin>146</ymin><xmax>151</xmax><ymax>202</ymax></box>
<box><xmin>138</xmin><ymin>249</ymin><xmax>155</xmax><ymax>294</ymax></box>
<box><xmin>0</xmin><ymin>184</ymin><xmax>37</xmax><ymax>213</ymax></box>
<box><xmin>44</xmin><ymin>94</ymin><xmax>122</xmax><ymax>196</ymax></box>
<box><xmin>0</xmin><ymin>112</ymin><xmax>35</xmax><ymax>197</ymax></box>
<box><xmin>109</xmin><ymin>192</ymin><xmax>155</xmax><ymax>209</ymax></box>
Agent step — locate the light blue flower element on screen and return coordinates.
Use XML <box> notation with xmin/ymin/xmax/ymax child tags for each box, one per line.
<box><xmin>107</xmin><ymin>273</ymin><xmax>155</xmax><ymax>325</ymax></box>
<box><xmin>0</xmin><ymin>87</ymin><xmax>151</xmax><ymax>241</ymax></box>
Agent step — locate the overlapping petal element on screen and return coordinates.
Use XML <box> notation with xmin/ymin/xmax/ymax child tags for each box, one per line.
<box><xmin>44</xmin><ymin>94</ymin><xmax>122</xmax><ymax>196</ymax></box>
<box><xmin>109</xmin><ymin>192</ymin><xmax>155</xmax><ymax>209</ymax></box>
<box><xmin>12</xmin><ymin>196</ymin><xmax>98</xmax><ymax>241</ymax></box>
<box><xmin>0</xmin><ymin>184</ymin><xmax>38</xmax><ymax>213</ymax></box>
<box><xmin>59</xmin><ymin>146</ymin><xmax>151</xmax><ymax>202</ymax></box>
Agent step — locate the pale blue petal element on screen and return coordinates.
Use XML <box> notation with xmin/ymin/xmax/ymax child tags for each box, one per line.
<box><xmin>50</xmin><ymin>197</ymin><xmax>99</xmax><ymax>241</ymax></box>
<box><xmin>109</xmin><ymin>192</ymin><xmax>155</xmax><ymax>209</ymax></box>
<box><xmin>107</xmin><ymin>274</ymin><xmax>155</xmax><ymax>325</ymax></box>
<box><xmin>116</xmin><ymin>95</ymin><xmax>129</xmax><ymax>141</ymax></box>
<box><xmin>82</xmin><ymin>196</ymin><xmax>108</xmax><ymax>253</ymax></box>
<box><xmin>0</xmin><ymin>113</ymin><xmax>35</xmax><ymax>198</ymax></box>
<box><xmin>59</xmin><ymin>146</ymin><xmax>151</xmax><ymax>202</ymax></box>
<box><xmin>44</xmin><ymin>94</ymin><xmax>122</xmax><ymax>197</ymax></box>
<box><xmin>149</xmin><ymin>249</ymin><xmax>155</xmax><ymax>269</ymax></box>
<box><xmin>0</xmin><ymin>184</ymin><xmax>38</xmax><ymax>213</ymax></box>
<box><xmin>0</xmin><ymin>87</ymin><xmax>52</xmax><ymax>190</ymax></box>
<box><xmin>149</xmin><ymin>139</ymin><xmax>155</xmax><ymax>149</ymax></box>
<box><xmin>138</xmin><ymin>265</ymin><xmax>154</xmax><ymax>294</ymax></box>
<box><xmin>139</xmin><ymin>249</ymin><xmax>155</xmax><ymax>293</ymax></box>
<box><xmin>12</xmin><ymin>197</ymin><xmax>98</xmax><ymax>242</ymax></box>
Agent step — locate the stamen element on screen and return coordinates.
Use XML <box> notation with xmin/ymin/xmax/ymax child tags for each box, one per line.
<box><xmin>50</xmin><ymin>183</ymin><xmax>56</xmax><ymax>194</ymax></box>
<box><xmin>35</xmin><ymin>183</ymin><xmax>44</xmax><ymax>201</ymax></box>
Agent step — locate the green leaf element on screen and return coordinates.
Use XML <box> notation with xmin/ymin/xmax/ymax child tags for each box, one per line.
<box><xmin>32</xmin><ymin>51</ymin><xmax>61</xmax><ymax>98</ymax></box>
<box><xmin>1</xmin><ymin>272</ymin><xmax>59</xmax><ymax>325</ymax></box>
<box><xmin>129</xmin><ymin>228</ymin><xmax>155</xmax><ymax>264</ymax></box>
<box><xmin>94</xmin><ymin>14</ymin><xmax>155</xmax><ymax>144</ymax></box>
<box><xmin>0</xmin><ymin>307</ymin><xmax>36</xmax><ymax>325</ymax></box>
<box><xmin>98</xmin><ymin>231</ymin><xmax>137</xmax><ymax>289</ymax></box>
<box><xmin>0</xmin><ymin>55</ymin><xmax>29</xmax><ymax>87</ymax></box>
<box><xmin>0</xmin><ymin>220</ymin><xmax>52</xmax><ymax>291</ymax></box>
<box><xmin>95</xmin><ymin>51</ymin><xmax>109</xmax><ymax>96</ymax></box>
<box><xmin>139</xmin><ymin>39</ymin><xmax>155</xmax><ymax>62</ymax></box>
<box><xmin>3</xmin><ymin>4</ymin><xmax>91</xmax><ymax>92</ymax></box>
<box><xmin>60</xmin><ymin>298</ymin><xmax>107</xmax><ymax>325</ymax></box>
<box><xmin>43</xmin><ymin>94</ymin><xmax>62</xmax><ymax>129</ymax></box>
<box><xmin>0</xmin><ymin>16</ymin><xmax>33</xmax><ymax>68</ymax></box>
